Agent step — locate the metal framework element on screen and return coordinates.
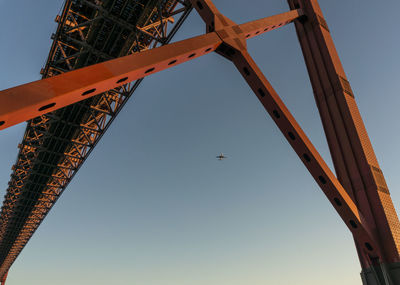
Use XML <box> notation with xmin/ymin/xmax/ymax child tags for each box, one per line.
<box><xmin>0</xmin><ymin>0</ymin><xmax>192</xmax><ymax>282</ymax></box>
<box><xmin>0</xmin><ymin>0</ymin><xmax>399</xmax><ymax>284</ymax></box>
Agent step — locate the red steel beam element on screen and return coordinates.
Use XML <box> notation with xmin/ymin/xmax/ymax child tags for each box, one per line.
<box><xmin>287</xmin><ymin>0</ymin><xmax>400</xmax><ymax>273</ymax></box>
<box><xmin>0</xmin><ymin>9</ymin><xmax>302</xmax><ymax>131</ymax></box>
<box><xmin>231</xmin><ymin>48</ymin><xmax>380</xmax><ymax>258</ymax></box>
<box><xmin>190</xmin><ymin>0</ymin><xmax>381</xmax><ymax>260</ymax></box>
<box><xmin>0</xmin><ymin>33</ymin><xmax>221</xmax><ymax>130</ymax></box>
<box><xmin>240</xmin><ymin>9</ymin><xmax>303</xmax><ymax>39</ymax></box>
<box><xmin>191</xmin><ymin>0</ymin><xmax>400</xmax><ymax>282</ymax></box>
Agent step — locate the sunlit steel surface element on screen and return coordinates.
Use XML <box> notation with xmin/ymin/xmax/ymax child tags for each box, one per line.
<box><xmin>0</xmin><ymin>0</ymin><xmax>192</xmax><ymax>280</ymax></box>
<box><xmin>0</xmin><ymin>0</ymin><xmax>399</xmax><ymax>284</ymax></box>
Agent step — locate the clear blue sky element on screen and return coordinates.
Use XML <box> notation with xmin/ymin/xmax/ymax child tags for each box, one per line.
<box><xmin>0</xmin><ymin>0</ymin><xmax>400</xmax><ymax>284</ymax></box>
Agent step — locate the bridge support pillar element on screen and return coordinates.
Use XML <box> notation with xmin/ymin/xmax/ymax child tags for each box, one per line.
<box><xmin>288</xmin><ymin>0</ymin><xmax>400</xmax><ymax>283</ymax></box>
<box><xmin>361</xmin><ymin>262</ymin><xmax>400</xmax><ymax>285</ymax></box>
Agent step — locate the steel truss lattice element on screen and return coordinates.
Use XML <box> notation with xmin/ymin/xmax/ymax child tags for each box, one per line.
<box><xmin>0</xmin><ymin>0</ymin><xmax>192</xmax><ymax>279</ymax></box>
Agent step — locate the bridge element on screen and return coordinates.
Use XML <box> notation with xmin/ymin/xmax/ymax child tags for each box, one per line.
<box><xmin>0</xmin><ymin>0</ymin><xmax>399</xmax><ymax>284</ymax></box>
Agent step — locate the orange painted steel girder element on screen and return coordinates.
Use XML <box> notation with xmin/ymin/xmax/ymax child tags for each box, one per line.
<box><xmin>193</xmin><ymin>0</ymin><xmax>385</xmax><ymax>265</ymax></box>
<box><xmin>287</xmin><ymin>0</ymin><xmax>400</xmax><ymax>279</ymax></box>
<box><xmin>0</xmin><ymin>0</ymin><xmax>399</xmax><ymax>283</ymax></box>
<box><xmin>0</xmin><ymin>32</ymin><xmax>220</xmax><ymax>130</ymax></box>
<box><xmin>0</xmin><ymin>8</ymin><xmax>301</xmax><ymax>131</ymax></box>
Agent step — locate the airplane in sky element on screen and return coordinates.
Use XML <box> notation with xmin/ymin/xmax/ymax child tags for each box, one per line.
<box><xmin>216</xmin><ymin>153</ymin><xmax>227</xmax><ymax>160</ymax></box>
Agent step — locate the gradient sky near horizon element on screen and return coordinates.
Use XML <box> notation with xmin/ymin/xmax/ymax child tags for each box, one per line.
<box><xmin>0</xmin><ymin>0</ymin><xmax>400</xmax><ymax>284</ymax></box>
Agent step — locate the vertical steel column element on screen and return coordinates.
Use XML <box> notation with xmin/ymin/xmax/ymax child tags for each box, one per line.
<box><xmin>288</xmin><ymin>0</ymin><xmax>400</xmax><ymax>283</ymax></box>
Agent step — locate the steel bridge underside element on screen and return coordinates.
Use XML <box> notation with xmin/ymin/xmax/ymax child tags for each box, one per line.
<box><xmin>0</xmin><ymin>0</ymin><xmax>192</xmax><ymax>278</ymax></box>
